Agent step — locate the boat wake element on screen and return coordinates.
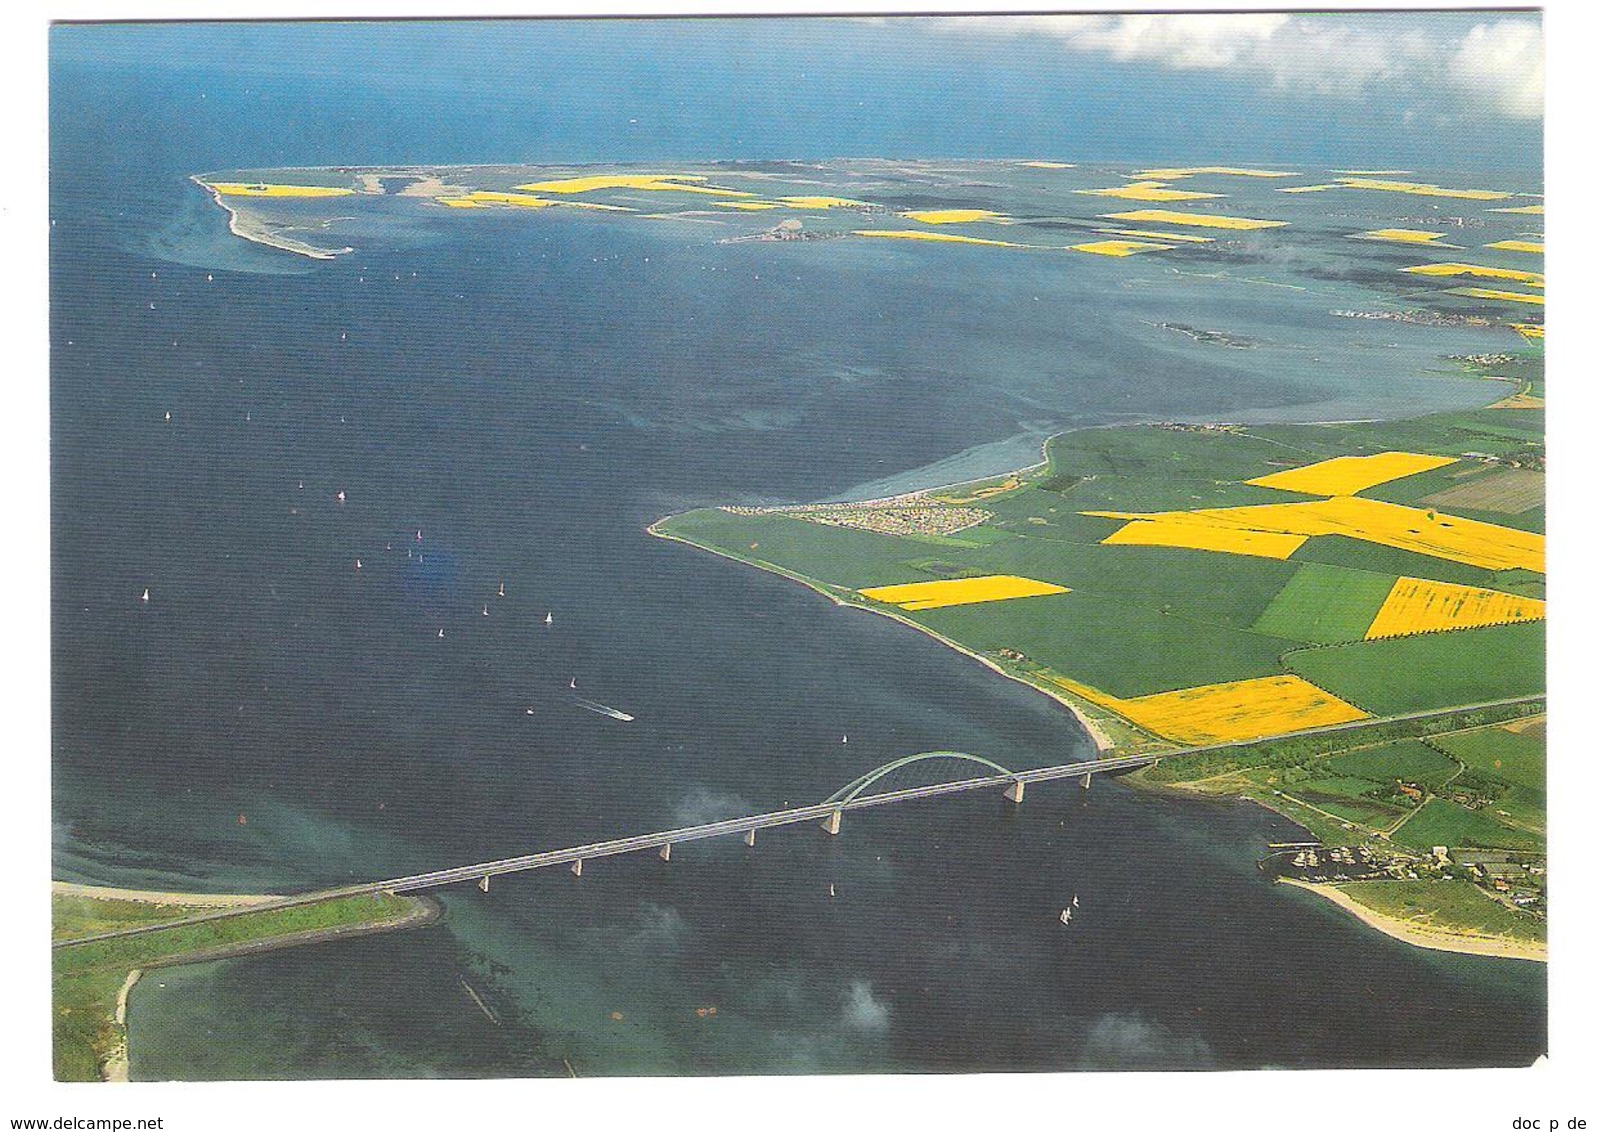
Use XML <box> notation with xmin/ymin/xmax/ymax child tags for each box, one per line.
<box><xmin>573</xmin><ymin>696</ymin><xmax>635</xmax><ymax>722</ymax></box>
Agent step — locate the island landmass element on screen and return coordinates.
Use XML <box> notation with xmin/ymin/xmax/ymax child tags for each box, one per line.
<box><xmin>650</xmin><ymin>349</ymin><xmax>1546</xmax><ymax>963</ymax></box>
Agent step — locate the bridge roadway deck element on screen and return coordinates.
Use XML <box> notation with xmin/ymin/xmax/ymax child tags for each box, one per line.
<box><xmin>54</xmin><ymin>694</ymin><xmax>1541</xmax><ymax>949</ymax></box>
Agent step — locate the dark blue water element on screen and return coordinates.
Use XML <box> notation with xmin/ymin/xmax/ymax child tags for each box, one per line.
<box><xmin>51</xmin><ymin>26</ymin><xmax>1545</xmax><ymax>1078</ymax></box>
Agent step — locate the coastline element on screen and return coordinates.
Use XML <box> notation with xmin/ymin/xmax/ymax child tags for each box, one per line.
<box><xmin>190</xmin><ymin>176</ymin><xmax>351</xmax><ymax>261</ymax></box>
<box><xmin>53</xmin><ymin>880</ymin><xmax>282</xmax><ymax>908</ymax></box>
<box><xmin>56</xmin><ymin>883</ymin><xmax>440</xmax><ymax>1082</ymax></box>
<box><xmin>1278</xmin><ymin>877</ymin><xmax>1546</xmax><ymax>963</ymax></box>
<box><xmin>647</xmin><ymin>517</ymin><xmax>1119</xmax><ymax>754</ymax></box>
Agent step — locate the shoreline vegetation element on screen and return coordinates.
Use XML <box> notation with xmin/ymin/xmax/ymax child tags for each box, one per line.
<box><xmin>650</xmin><ymin>384</ymin><xmax>1546</xmax><ymax>964</ymax></box>
<box><xmin>53</xmin><ymin>882</ymin><xmax>438</xmax><ymax>1082</ymax></box>
<box><xmin>1278</xmin><ymin>877</ymin><xmax>1546</xmax><ymax>962</ymax></box>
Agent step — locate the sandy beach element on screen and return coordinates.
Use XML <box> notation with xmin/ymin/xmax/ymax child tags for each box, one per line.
<box><xmin>53</xmin><ymin>880</ymin><xmax>280</xmax><ymax>907</ymax></box>
<box><xmin>1279</xmin><ymin>877</ymin><xmax>1547</xmax><ymax>963</ymax></box>
<box><xmin>191</xmin><ymin>176</ymin><xmax>350</xmax><ymax>260</ymax></box>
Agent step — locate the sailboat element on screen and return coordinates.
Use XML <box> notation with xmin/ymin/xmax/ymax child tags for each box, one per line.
<box><xmin>1071</xmin><ymin>894</ymin><xmax>1079</xmax><ymax>908</ymax></box>
<box><xmin>336</xmin><ymin>490</ymin><xmax>345</xmax><ymax>504</ymax></box>
<box><xmin>828</xmin><ymin>883</ymin><xmax>836</xmax><ymax>898</ymax></box>
<box><xmin>140</xmin><ymin>588</ymin><xmax>149</xmax><ymax>604</ymax></box>
<box><xmin>498</xmin><ymin>582</ymin><xmax>506</xmax><ymax>598</ymax></box>
<box><xmin>482</xmin><ymin>604</ymin><xmax>489</xmax><ymax>617</ymax></box>
<box><xmin>354</xmin><ymin>558</ymin><xmax>362</xmax><ymax>571</ymax></box>
<box><xmin>437</xmin><ymin>628</ymin><xmax>445</xmax><ymax>639</ymax></box>
<box><xmin>841</xmin><ymin>734</ymin><xmax>848</xmax><ymax>744</ymax></box>
<box><xmin>1059</xmin><ymin>907</ymin><xmax>1072</xmax><ymax>925</ymax></box>
<box><xmin>544</xmin><ymin>612</ymin><xmax>553</xmax><ymax>627</ymax></box>
<box><xmin>569</xmin><ymin>677</ymin><xmax>578</xmax><ymax>690</ymax></box>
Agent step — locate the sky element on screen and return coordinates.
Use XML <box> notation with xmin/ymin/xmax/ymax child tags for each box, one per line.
<box><xmin>48</xmin><ymin>12</ymin><xmax>1543</xmax><ymax>172</ymax></box>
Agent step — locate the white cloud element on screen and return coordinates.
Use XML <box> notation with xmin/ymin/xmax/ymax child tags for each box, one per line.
<box><xmin>933</xmin><ymin>14</ymin><xmax>1542</xmax><ymax>120</ymax></box>
<box><xmin>1451</xmin><ymin>20</ymin><xmax>1544</xmax><ymax>120</ymax></box>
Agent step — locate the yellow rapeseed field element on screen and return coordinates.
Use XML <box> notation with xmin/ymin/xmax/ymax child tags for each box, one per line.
<box><xmin>858</xmin><ymin>575</ymin><xmax>1069</xmax><ymax>611</ymax></box>
<box><xmin>456</xmin><ymin>191</ymin><xmax>554</xmax><ymax>208</ymax></box>
<box><xmin>1069</xmin><ymin>240</ymin><xmax>1175</xmax><ymax>257</ymax></box>
<box><xmin>1102</xmin><ymin>209</ymin><xmax>1287</xmax><ymax>230</ymax></box>
<box><xmin>1486</xmin><ymin>239</ymin><xmax>1544</xmax><ymax>254</ymax></box>
<box><xmin>1512</xmin><ymin>323</ymin><xmax>1546</xmax><ymax>341</ymax></box>
<box><xmin>1245</xmin><ymin>451</ymin><xmax>1457</xmax><ymax>496</ymax></box>
<box><xmin>1277</xmin><ymin>185</ymin><xmax>1342</xmax><ymax>193</ymax></box>
<box><xmin>902</xmin><ymin>209</ymin><xmax>1006</xmax><ymax>224</ymax></box>
<box><xmin>1404</xmin><ymin>262</ymin><xmax>1544</xmax><ymax>287</ymax></box>
<box><xmin>1021</xmin><ymin>161</ymin><xmax>1076</xmax><ymax>169</ymax></box>
<box><xmin>777</xmin><ymin>196</ymin><xmax>871</xmax><ymax>209</ymax></box>
<box><xmin>1490</xmin><ymin>204</ymin><xmax>1545</xmax><ymax>215</ymax></box>
<box><xmin>207</xmin><ymin>182</ymin><xmax>355</xmax><ymax>198</ymax></box>
<box><xmin>1048</xmin><ymin>673</ymin><xmax>1367</xmax><ymax>744</ymax></box>
<box><xmin>1085</xmin><ymin>496</ymin><xmax>1544</xmax><ymax>573</ymax></box>
<box><xmin>1356</xmin><ymin>228</ymin><xmax>1449</xmax><ymax>244</ymax></box>
<box><xmin>1335</xmin><ymin>177</ymin><xmax>1510</xmax><ymax>200</ymax></box>
<box><xmin>514</xmin><ymin>174</ymin><xmax>754</xmax><ymax>198</ymax></box>
<box><xmin>1077</xmin><ymin>182</ymin><xmax>1223</xmax><ymax>202</ymax></box>
<box><xmin>713</xmin><ymin>201</ymin><xmax>779</xmax><ymax>211</ymax></box>
<box><xmin>852</xmin><ymin>230</ymin><xmax>1029</xmax><ymax>248</ymax></box>
<box><xmin>1099</xmin><ymin>517</ymin><xmax>1306</xmax><ymax>558</ymax></box>
<box><xmin>1447</xmin><ymin>287</ymin><xmax>1545</xmax><ymax>306</ymax></box>
<box><xmin>1364</xmin><ymin>578</ymin><xmax>1547</xmax><ymax>640</ymax></box>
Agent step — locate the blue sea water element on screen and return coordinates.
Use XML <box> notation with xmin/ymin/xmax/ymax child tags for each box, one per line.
<box><xmin>50</xmin><ymin>23</ymin><xmax>1545</xmax><ymax>1078</ymax></box>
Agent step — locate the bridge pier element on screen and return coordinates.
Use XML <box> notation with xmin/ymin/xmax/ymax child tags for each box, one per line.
<box><xmin>571</xmin><ymin>859</ymin><xmax>583</xmax><ymax>878</ymax></box>
<box><xmin>821</xmin><ymin>810</ymin><xmax>842</xmax><ymax>836</ymax></box>
<box><xmin>659</xmin><ymin>843</ymin><xmax>672</xmax><ymax>862</ymax></box>
<box><xmin>1004</xmin><ymin>780</ymin><xmax>1025</xmax><ymax>804</ymax></box>
<box><xmin>478</xmin><ymin>875</ymin><xmax>491</xmax><ymax>893</ymax></box>
<box><xmin>744</xmin><ymin>828</ymin><xmax>757</xmax><ymax>847</ymax></box>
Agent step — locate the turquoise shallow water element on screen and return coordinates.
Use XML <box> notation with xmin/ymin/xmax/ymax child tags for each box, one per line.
<box><xmin>52</xmin><ymin>46</ymin><xmax>1545</xmax><ymax>1078</ymax></box>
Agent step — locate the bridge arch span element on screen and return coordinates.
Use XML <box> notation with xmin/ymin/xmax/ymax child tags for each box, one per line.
<box><xmin>825</xmin><ymin>751</ymin><xmax>1017</xmax><ymax>806</ymax></box>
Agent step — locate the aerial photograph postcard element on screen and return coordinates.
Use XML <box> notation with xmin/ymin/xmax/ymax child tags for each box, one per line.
<box><xmin>46</xmin><ymin>7</ymin><xmax>1548</xmax><ymax>1092</ymax></box>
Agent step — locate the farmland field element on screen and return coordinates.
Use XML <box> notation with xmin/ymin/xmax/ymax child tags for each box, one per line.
<box><xmin>659</xmin><ymin>398</ymin><xmax>1544</xmax><ymax>748</ymax></box>
<box><xmin>1284</xmin><ymin>621</ymin><xmax>1544</xmax><ymax>715</ymax></box>
<box><xmin>1419</xmin><ymin>468</ymin><xmax>1544</xmax><ymax>515</ymax></box>
<box><xmin>1327</xmin><ymin>739</ymin><xmax>1461</xmax><ymax>789</ymax></box>
<box><xmin>1250</xmin><ymin>562</ymin><xmax>1394</xmax><ymax>643</ymax></box>
<box><xmin>1392</xmin><ymin>798</ymin><xmax>1541</xmax><ymax>851</ymax></box>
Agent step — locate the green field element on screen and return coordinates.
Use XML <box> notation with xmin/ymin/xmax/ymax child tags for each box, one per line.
<box><xmin>1430</xmin><ymin>721</ymin><xmax>1545</xmax><ymax>789</ymax></box>
<box><xmin>658</xmin><ymin>396</ymin><xmax>1544</xmax><ymax>747</ymax></box>
<box><xmin>1284</xmin><ymin>622</ymin><xmax>1545</xmax><ymax>716</ymax></box>
<box><xmin>1391</xmin><ymin>798</ymin><xmax>1541</xmax><ymax>852</ymax></box>
<box><xmin>53</xmin><ymin>891</ymin><xmax>421</xmax><ymax>1081</ymax></box>
<box><xmin>1335</xmin><ymin>878</ymin><xmax>1544</xmax><ymax>943</ymax></box>
<box><xmin>1326</xmin><ymin>739</ymin><xmax>1461</xmax><ymax>789</ymax></box>
<box><xmin>1250</xmin><ymin>562</ymin><xmax>1395</xmax><ymax>644</ymax></box>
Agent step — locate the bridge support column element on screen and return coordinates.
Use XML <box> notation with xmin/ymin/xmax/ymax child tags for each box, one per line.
<box><xmin>659</xmin><ymin>843</ymin><xmax>672</xmax><ymax>862</ymax></box>
<box><xmin>1004</xmin><ymin>780</ymin><xmax>1025</xmax><ymax>804</ymax></box>
<box><xmin>1081</xmin><ymin>772</ymin><xmax>1092</xmax><ymax>791</ymax></box>
<box><xmin>821</xmin><ymin>810</ymin><xmax>842</xmax><ymax>836</ymax></box>
<box><xmin>744</xmin><ymin>828</ymin><xmax>757</xmax><ymax>847</ymax></box>
<box><xmin>571</xmin><ymin>859</ymin><xmax>583</xmax><ymax>878</ymax></box>
<box><xmin>478</xmin><ymin>875</ymin><xmax>491</xmax><ymax>893</ymax></box>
